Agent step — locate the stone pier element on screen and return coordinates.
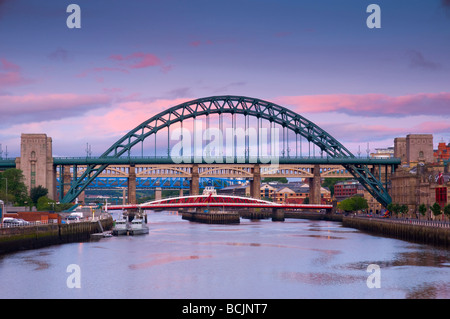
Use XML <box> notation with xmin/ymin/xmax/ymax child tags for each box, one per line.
<box><xmin>308</xmin><ymin>164</ymin><xmax>321</xmax><ymax>204</ymax></box>
<box><xmin>190</xmin><ymin>164</ymin><xmax>199</xmax><ymax>195</ymax></box>
<box><xmin>127</xmin><ymin>165</ymin><xmax>136</xmax><ymax>204</ymax></box>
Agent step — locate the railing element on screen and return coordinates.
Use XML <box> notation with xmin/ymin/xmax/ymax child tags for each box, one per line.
<box><xmin>0</xmin><ymin>219</ymin><xmax>59</xmax><ymax>229</ymax></box>
<box><xmin>353</xmin><ymin>216</ymin><xmax>450</xmax><ymax>229</ymax></box>
<box><xmin>53</xmin><ymin>155</ymin><xmax>401</xmax><ymax>165</ymax></box>
<box><xmin>0</xmin><ymin>216</ymin><xmax>111</xmax><ymax>229</ymax></box>
<box><xmin>387</xmin><ymin>218</ymin><xmax>450</xmax><ymax>228</ymax></box>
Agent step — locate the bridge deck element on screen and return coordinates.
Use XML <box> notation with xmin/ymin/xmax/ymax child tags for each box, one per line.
<box><xmin>106</xmin><ymin>195</ymin><xmax>332</xmax><ymax>211</ymax></box>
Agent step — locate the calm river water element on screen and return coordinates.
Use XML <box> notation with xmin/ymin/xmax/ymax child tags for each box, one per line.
<box><xmin>0</xmin><ymin>212</ymin><xmax>449</xmax><ymax>299</ymax></box>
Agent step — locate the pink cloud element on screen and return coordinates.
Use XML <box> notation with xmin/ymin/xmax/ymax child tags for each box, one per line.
<box><xmin>275</xmin><ymin>92</ymin><xmax>450</xmax><ymax>117</ymax></box>
<box><xmin>0</xmin><ymin>93</ymin><xmax>111</xmax><ymax>126</ymax></box>
<box><xmin>0</xmin><ymin>57</ymin><xmax>32</xmax><ymax>87</ymax></box>
<box><xmin>73</xmin><ymin>98</ymin><xmax>191</xmax><ymax>153</ymax></box>
<box><xmin>76</xmin><ymin>52</ymin><xmax>171</xmax><ymax>80</ymax></box>
<box><xmin>109</xmin><ymin>52</ymin><xmax>170</xmax><ymax>71</ymax></box>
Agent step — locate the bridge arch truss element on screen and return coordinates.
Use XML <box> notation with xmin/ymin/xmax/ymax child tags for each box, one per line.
<box><xmin>61</xmin><ymin>95</ymin><xmax>393</xmax><ymax>206</ymax></box>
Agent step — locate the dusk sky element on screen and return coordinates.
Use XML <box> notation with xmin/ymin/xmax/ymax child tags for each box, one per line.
<box><xmin>1</xmin><ymin>0</ymin><xmax>450</xmax><ymax>158</ymax></box>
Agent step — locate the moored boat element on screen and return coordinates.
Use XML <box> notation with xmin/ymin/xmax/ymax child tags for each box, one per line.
<box><xmin>112</xmin><ymin>219</ymin><xmax>129</xmax><ymax>236</ymax></box>
<box><xmin>129</xmin><ymin>218</ymin><xmax>149</xmax><ymax>235</ymax></box>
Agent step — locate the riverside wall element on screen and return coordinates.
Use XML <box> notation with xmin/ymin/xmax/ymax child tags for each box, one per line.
<box><xmin>282</xmin><ymin>211</ymin><xmax>450</xmax><ymax>248</ymax></box>
<box><xmin>341</xmin><ymin>216</ymin><xmax>450</xmax><ymax>248</ymax></box>
<box><xmin>0</xmin><ymin>218</ymin><xmax>113</xmax><ymax>254</ymax></box>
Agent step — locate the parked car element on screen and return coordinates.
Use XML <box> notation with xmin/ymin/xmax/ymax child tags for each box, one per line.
<box><xmin>2</xmin><ymin>218</ymin><xmax>30</xmax><ymax>226</ymax></box>
<box><xmin>67</xmin><ymin>215</ymin><xmax>80</xmax><ymax>221</ymax></box>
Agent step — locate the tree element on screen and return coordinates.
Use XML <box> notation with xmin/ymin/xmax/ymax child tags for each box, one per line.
<box><xmin>30</xmin><ymin>186</ymin><xmax>48</xmax><ymax>205</ymax></box>
<box><xmin>399</xmin><ymin>204</ymin><xmax>409</xmax><ymax>217</ymax></box>
<box><xmin>0</xmin><ymin>168</ymin><xmax>29</xmax><ymax>205</ymax></box>
<box><xmin>37</xmin><ymin>196</ymin><xmax>55</xmax><ymax>211</ymax></box>
<box><xmin>352</xmin><ymin>196</ymin><xmax>369</xmax><ymax>212</ymax></box>
<box><xmin>418</xmin><ymin>204</ymin><xmax>427</xmax><ymax>220</ymax></box>
<box><xmin>443</xmin><ymin>204</ymin><xmax>450</xmax><ymax>221</ymax></box>
<box><xmin>388</xmin><ymin>203</ymin><xmax>401</xmax><ymax>217</ymax></box>
<box><xmin>337</xmin><ymin>196</ymin><xmax>368</xmax><ymax>213</ymax></box>
<box><xmin>430</xmin><ymin>202</ymin><xmax>442</xmax><ymax>220</ymax></box>
<box><xmin>262</xmin><ymin>177</ymin><xmax>288</xmax><ymax>184</ymax></box>
<box><xmin>338</xmin><ymin>198</ymin><xmax>354</xmax><ymax>212</ymax></box>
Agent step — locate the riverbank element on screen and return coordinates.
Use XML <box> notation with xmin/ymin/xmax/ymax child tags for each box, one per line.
<box><xmin>282</xmin><ymin>211</ymin><xmax>450</xmax><ymax>248</ymax></box>
<box><xmin>341</xmin><ymin>216</ymin><xmax>450</xmax><ymax>248</ymax></box>
<box><xmin>0</xmin><ymin>218</ymin><xmax>113</xmax><ymax>254</ymax></box>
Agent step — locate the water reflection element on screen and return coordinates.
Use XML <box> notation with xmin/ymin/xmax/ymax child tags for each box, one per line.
<box><xmin>0</xmin><ymin>212</ymin><xmax>448</xmax><ymax>299</ymax></box>
<box><xmin>406</xmin><ymin>282</ymin><xmax>450</xmax><ymax>299</ymax></box>
<box><xmin>279</xmin><ymin>271</ymin><xmax>364</xmax><ymax>286</ymax></box>
<box><xmin>129</xmin><ymin>253</ymin><xmax>213</xmax><ymax>269</ymax></box>
<box><xmin>23</xmin><ymin>251</ymin><xmax>52</xmax><ymax>271</ymax></box>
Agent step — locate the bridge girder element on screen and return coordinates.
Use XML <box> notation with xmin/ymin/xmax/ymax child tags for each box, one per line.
<box><xmin>61</xmin><ymin>95</ymin><xmax>394</xmax><ymax>206</ymax></box>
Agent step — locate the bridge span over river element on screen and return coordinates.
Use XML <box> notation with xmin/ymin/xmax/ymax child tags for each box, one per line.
<box><xmin>106</xmin><ymin>194</ymin><xmax>333</xmax><ymax>212</ymax></box>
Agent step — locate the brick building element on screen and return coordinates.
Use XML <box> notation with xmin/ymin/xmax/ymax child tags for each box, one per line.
<box><xmin>434</xmin><ymin>141</ymin><xmax>450</xmax><ymax>161</ymax></box>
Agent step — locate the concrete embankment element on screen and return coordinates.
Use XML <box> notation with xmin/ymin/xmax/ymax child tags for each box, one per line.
<box><xmin>341</xmin><ymin>217</ymin><xmax>450</xmax><ymax>248</ymax></box>
<box><xmin>0</xmin><ymin>218</ymin><xmax>113</xmax><ymax>254</ymax></box>
<box><xmin>281</xmin><ymin>212</ymin><xmax>450</xmax><ymax>248</ymax></box>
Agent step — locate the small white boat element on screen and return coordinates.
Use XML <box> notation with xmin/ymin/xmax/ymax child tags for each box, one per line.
<box><xmin>112</xmin><ymin>219</ymin><xmax>129</xmax><ymax>236</ymax></box>
<box><xmin>129</xmin><ymin>218</ymin><xmax>149</xmax><ymax>235</ymax></box>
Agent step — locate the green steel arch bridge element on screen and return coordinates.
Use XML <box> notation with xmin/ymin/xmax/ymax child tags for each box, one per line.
<box><xmin>0</xmin><ymin>95</ymin><xmax>400</xmax><ymax>206</ymax></box>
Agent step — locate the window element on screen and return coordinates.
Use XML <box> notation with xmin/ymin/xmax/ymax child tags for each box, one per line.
<box><xmin>436</xmin><ymin>187</ymin><xmax>447</xmax><ymax>206</ymax></box>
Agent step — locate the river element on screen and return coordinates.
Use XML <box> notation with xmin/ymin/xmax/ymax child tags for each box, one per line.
<box><xmin>0</xmin><ymin>211</ymin><xmax>449</xmax><ymax>299</ymax></box>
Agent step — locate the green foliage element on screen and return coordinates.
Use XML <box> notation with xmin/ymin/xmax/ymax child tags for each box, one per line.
<box><xmin>262</xmin><ymin>177</ymin><xmax>288</xmax><ymax>184</ymax></box>
<box><xmin>399</xmin><ymin>204</ymin><xmax>409</xmax><ymax>216</ymax></box>
<box><xmin>444</xmin><ymin>204</ymin><xmax>450</xmax><ymax>218</ymax></box>
<box><xmin>337</xmin><ymin>196</ymin><xmax>368</xmax><ymax>212</ymax></box>
<box><xmin>36</xmin><ymin>196</ymin><xmax>72</xmax><ymax>212</ymax></box>
<box><xmin>418</xmin><ymin>204</ymin><xmax>427</xmax><ymax>216</ymax></box>
<box><xmin>387</xmin><ymin>203</ymin><xmax>401</xmax><ymax>215</ymax></box>
<box><xmin>37</xmin><ymin>196</ymin><xmax>55</xmax><ymax>211</ymax></box>
<box><xmin>30</xmin><ymin>186</ymin><xmax>48</xmax><ymax>204</ymax></box>
<box><xmin>0</xmin><ymin>168</ymin><xmax>29</xmax><ymax>205</ymax></box>
<box><xmin>431</xmin><ymin>202</ymin><xmax>442</xmax><ymax>217</ymax></box>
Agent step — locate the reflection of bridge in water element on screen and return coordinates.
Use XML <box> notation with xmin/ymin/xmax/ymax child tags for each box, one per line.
<box><xmin>1</xmin><ymin>96</ymin><xmax>400</xmax><ymax>207</ymax></box>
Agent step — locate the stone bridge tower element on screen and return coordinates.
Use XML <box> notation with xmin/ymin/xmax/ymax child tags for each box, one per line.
<box><xmin>15</xmin><ymin>134</ymin><xmax>56</xmax><ymax>200</ymax></box>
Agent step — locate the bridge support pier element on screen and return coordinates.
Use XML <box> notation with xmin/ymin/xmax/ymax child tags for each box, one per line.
<box><xmin>308</xmin><ymin>164</ymin><xmax>321</xmax><ymax>205</ymax></box>
<box><xmin>250</xmin><ymin>164</ymin><xmax>261</xmax><ymax>199</ymax></box>
<box><xmin>128</xmin><ymin>165</ymin><xmax>136</xmax><ymax>204</ymax></box>
<box><xmin>272</xmin><ymin>208</ymin><xmax>285</xmax><ymax>222</ymax></box>
<box><xmin>190</xmin><ymin>164</ymin><xmax>199</xmax><ymax>195</ymax></box>
<box><xmin>155</xmin><ymin>187</ymin><xmax>162</xmax><ymax>201</ymax></box>
<box><xmin>62</xmin><ymin>165</ymin><xmax>72</xmax><ymax>201</ymax></box>
<box><xmin>16</xmin><ymin>134</ymin><xmax>56</xmax><ymax>200</ymax></box>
